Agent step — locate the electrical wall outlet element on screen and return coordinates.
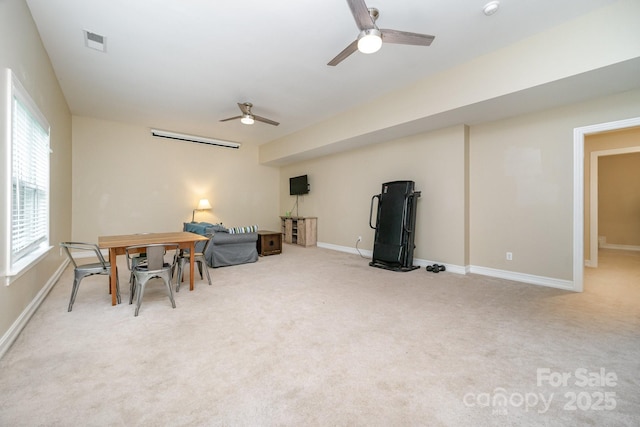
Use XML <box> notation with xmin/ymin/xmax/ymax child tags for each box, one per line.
<box><xmin>357</xmin><ymin>236</ymin><xmax>362</xmax><ymax>242</ymax></box>
<box><xmin>506</xmin><ymin>252</ymin><xmax>513</xmax><ymax>261</ymax></box>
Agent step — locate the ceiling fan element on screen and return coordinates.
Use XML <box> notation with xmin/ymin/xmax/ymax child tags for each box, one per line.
<box><xmin>328</xmin><ymin>0</ymin><xmax>435</xmax><ymax>66</ymax></box>
<box><xmin>220</xmin><ymin>102</ymin><xmax>279</xmax><ymax>126</ymax></box>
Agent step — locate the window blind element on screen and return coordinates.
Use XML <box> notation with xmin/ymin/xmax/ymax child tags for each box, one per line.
<box><xmin>10</xmin><ymin>91</ymin><xmax>50</xmax><ymax>266</ymax></box>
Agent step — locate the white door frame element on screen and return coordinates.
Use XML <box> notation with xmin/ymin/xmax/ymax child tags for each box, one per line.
<box><xmin>573</xmin><ymin>117</ymin><xmax>640</xmax><ymax>292</ymax></box>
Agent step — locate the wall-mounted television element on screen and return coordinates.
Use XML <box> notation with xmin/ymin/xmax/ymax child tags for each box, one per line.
<box><xmin>289</xmin><ymin>175</ymin><xmax>309</xmax><ymax>195</ymax></box>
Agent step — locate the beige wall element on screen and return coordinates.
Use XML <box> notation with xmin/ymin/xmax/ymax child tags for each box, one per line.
<box><xmin>584</xmin><ymin>126</ymin><xmax>640</xmax><ymax>260</ymax></box>
<box><xmin>598</xmin><ymin>152</ymin><xmax>640</xmax><ymax>246</ymax></box>
<box><xmin>0</xmin><ymin>0</ymin><xmax>72</xmax><ymax>342</ymax></box>
<box><xmin>598</xmin><ymin>152</ymin><xmax>640</xmax><ymax>247</ymax></box>
<box><xmin>72</xmin><ymin>117</ymin><xmax>281</xmax><ymax>241</ymax></box>
<box><xmin>280</xmin><ymin>125</ymin><xmax>469</xmax><ymax>266</ymax></box>
<box><xmin>467</xmin><ymin>90</ymin><xmax>639</xmax><ymax>280</ymax></box>
<box><xmin>470</xmin><ymin>108</ymin><xmax>574</xmax><ymax>279</ymax></box>
<box><xmin>278</xmin><ymin>89</ymin><xmax>640</xmax><ymax>281</ymax></box>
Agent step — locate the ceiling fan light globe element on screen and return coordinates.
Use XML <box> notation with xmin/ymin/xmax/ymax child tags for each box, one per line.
<box><xmin>357</xmin><ymin>29</ymin><xmax>382</xmax><ymax>54</ymax></box>
<box><xmin>240</xmin><ymin>115</ymin><xmax>254</xmax><ymax>125</ymax></box>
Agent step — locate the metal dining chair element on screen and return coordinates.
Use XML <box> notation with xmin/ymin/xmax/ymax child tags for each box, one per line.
<box><xmin>175</xmin><ymin>236</ymin><xmax>212</xmax><ymax>291</ymax></box>
<box><xmin>128</xmin><ymin>233</ymin><xmax>150</xmax><ymax>286</ymax></box>
<box><xmin>129</xmin><ymin>252</ymin><xmax>147</xmax><ymax>288</ymax></box>
<box><xmin>60</xmin><ymin>242</ymin><xmax>121</xmax><ymax>311</ymax></box>
<box><xmin>126</xmin><ymin>243</ymin><xmax>178</xmax><ymax>316</ymax></box>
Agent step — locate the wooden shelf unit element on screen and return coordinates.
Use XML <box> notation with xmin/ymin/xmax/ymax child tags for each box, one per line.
<box><xmin>280</xmin><ymin>216</ymin><xmax>317</xmax><ymax>247</ymax></box>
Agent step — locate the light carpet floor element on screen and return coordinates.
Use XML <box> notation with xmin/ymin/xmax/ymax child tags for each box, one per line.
<box><xmin>0</xmin><ymin>245</ymin><xmax>638</xmax><ymax>426</ymax></box>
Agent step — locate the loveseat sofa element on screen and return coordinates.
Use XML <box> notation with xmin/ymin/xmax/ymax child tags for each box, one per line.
<box><xmin>183</xmin><ymin>222</ymin><xmax>258</xmax><ymax>268</ymax></box>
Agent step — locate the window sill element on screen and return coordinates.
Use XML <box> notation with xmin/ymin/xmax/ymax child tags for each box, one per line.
<box><xmin>3</xmin><ymin>245</ymin><xmax>53</xmax><ymax>286</ymax></box>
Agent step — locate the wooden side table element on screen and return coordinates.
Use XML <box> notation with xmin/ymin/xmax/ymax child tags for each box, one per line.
<box><xmin>257</xmin><ymin>230</ymin><xmax>282</xmax><ymax>256</ymax></box>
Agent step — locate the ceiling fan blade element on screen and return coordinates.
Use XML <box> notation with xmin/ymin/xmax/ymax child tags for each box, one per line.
<box><xmin>347</xmin><ymin>0</ymin><xmax>374</xmax><ymax>30</ymax></box>
<box><xmin>327</xmin><ymin>39</ymin><xmax>359</xmax><ymax>66</ymax></box>
<box><xmin>220</xmin><ymin>115</ymin><xmax>242</xmax><ymax>122</ymax></box>
<box><xmin>381</xmin><ymin>29</ymin><xmax>435</xmax><ymax>46</ymax></box>
<box><xmin>253</xmin><ymin>115</ymin><xmax>280</xmax><ymax>126</ymax></box>
<box><xmin>238</xmin><ymin>102</ymin><xmax>251</xmax><ymax>115</ymax></box>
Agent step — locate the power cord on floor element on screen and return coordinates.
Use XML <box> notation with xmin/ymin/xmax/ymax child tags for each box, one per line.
<box><xmin>355</xmin><ymin>238</ymin><xmax>367</xmax><ymax>258</ymax></box>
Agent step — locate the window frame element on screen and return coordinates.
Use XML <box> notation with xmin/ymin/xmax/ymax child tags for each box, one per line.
<box><xmin>2</xmin><ymin>69</ymin><xmax>52</xmax><ymax>281</ymax></box>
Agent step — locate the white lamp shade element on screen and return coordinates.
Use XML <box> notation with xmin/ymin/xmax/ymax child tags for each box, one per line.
<box><xmin>357</xmin><ymin>29</ymin><xmax>382</xmax><ymax>54</ymax></box>
<box><xmin>197</xmin><ymin>199</ymin><xmax>212</xmax><ymax>210</ymax></box>
<box><xmin>240</xmin><ymin>115</ymin><xmax>254</xmax><ymax>125</ymax></box>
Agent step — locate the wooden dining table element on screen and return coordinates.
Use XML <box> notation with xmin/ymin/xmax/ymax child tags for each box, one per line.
<box><xmin>98</xmin><ymin>231</ymin><xmax>209</xmax><ymax>306</ymax></box>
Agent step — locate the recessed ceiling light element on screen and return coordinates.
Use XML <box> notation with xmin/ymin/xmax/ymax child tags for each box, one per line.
<box><xmin>483</xmin><ymin>1</ymin><xmax>500</xmax><ymax>16</ymax></box>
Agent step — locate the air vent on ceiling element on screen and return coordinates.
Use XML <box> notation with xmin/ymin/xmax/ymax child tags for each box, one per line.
<box><xmin>151</xmin><ymin>129</ymin><xmax>241</xmax><ymax>149</ymax></box>
<box><xmin>83</xmin><ymin>30</ymin><xmax>106</xmax><ymax>52</ymax></box>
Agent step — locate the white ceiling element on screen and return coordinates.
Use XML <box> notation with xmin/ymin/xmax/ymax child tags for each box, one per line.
<box><xmin>26</xmin><ymin>0</ymin><xmax>625</xmax><ymax>146</ymax></box>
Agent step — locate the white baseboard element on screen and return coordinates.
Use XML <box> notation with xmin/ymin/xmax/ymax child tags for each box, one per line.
<box><xmin>412</xmin><ymin>257</ymin><xmax>468</xmax><ymax>275</ymax></box>
<box><xmin>469</xmin><ymin>265</ymin><xmax>575</xmax><ymax>291</ymax></box>
<box><xmin>317</xmin><ymin>242</ymin><xmax>373</xmax><ymax>258</ymax></box>
<box><xmin>319</xmin><ymin>242</ymin><xmax>574</xmax><ymax>290</ymax></box>
<box><xmin>600</xmin><ymin>243</ymin><xmax>640</xmax><ymax>252</ymax></box>
<box><xmin>317</xmin><ymin>242</ymin><xmax>467</xmax><ymax>275</ymax></box>
<box><xmin>0</xmin><ymin>259</ymin><xmax>69</xmax><ymax>360</ymax></box>
<box><xmin>585</xmin><ymin>244</ymin><xmax>640</xmax><ymax>268</ymax></box>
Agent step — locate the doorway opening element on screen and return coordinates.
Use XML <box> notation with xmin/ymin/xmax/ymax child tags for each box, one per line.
<box><xmin>588</xmin><ymin>146</ymin><xmax>640</xmax><ymax>268</ymax></box>
<box><xmin>573</xmin><ymin>116</ymin><xmax>640</xmax><ymax>292</ymax></box>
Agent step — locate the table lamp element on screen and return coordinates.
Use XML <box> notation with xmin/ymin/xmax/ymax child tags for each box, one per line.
<box><xmin>192</xmin><ymin>198</ymin><xmax>212</xmax><ymax>222</ymax></box>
